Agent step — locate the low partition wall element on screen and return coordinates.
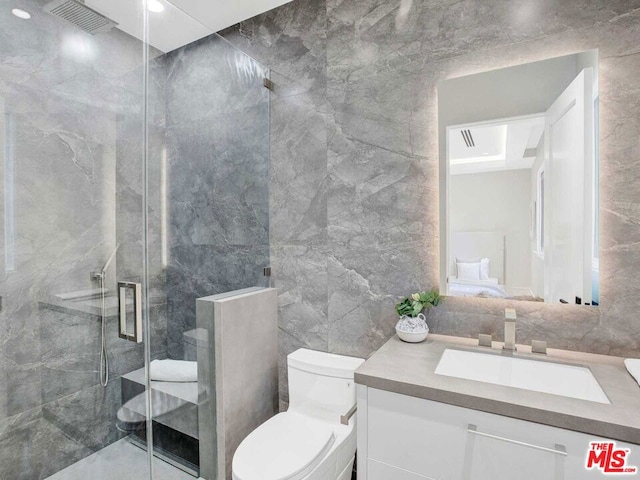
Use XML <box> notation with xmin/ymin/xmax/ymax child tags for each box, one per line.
<box><xmin>196</xmin><ymin>287</ymin><xmax>278</xmax><ymax>480</ymax></box>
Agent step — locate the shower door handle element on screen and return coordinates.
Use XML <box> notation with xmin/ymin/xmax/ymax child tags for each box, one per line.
<box><xmin>118</xmin><ymin>281</ymin><xmax>142</xmax><ymax>343</ymax></box>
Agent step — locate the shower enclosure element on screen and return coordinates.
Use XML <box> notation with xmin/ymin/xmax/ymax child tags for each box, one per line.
<box><xmin>0</xmin><ymin>1</ymin><xmax>270</xmax><ymax>478</ymax></box>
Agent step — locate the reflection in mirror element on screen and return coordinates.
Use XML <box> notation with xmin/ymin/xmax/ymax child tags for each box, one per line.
<box><xmin>439</xmin><ymin>51</ymin><xmax>599</xmax><ymax>306</ymax></box>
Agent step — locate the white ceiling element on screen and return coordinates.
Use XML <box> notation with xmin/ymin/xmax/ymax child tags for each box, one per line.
<box><xmin>88</xmin><ymin>0</ymin><xmax>293</xmax><ymax>53</ymax></box>
<box><xmin>168</xmin><ymin>0</ymin><xmax>292</xmax><ymax>34</ymax></box>
<box><xmin>449</xmin><ymin>115</ymin><xmax>545</xmax><ymax>176</ymax></box>
<box><xmin>450</xmin><ymin>124</ymin><xmax>507</xmax><ymax>165</ymax></box>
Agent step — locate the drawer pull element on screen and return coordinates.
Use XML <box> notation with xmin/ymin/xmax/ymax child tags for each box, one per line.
<box><xmin>341</xmin><ymin>404</ymin><xmax>357</xmax><ymax>425</ymax></box>
<box><xmin>467</xmin><ymin>424</ymin><xmax>567</xmax><ymax>456</ymax></box>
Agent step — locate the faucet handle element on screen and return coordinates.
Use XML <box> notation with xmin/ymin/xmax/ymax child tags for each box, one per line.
<box><xmin>503</xmin><ymin>308</ymin><xmax>517</xmax><ymax>351</ymax></box>
<box><xmin>531</xmin><ymin>340</ymin><xmax>547</xmax><ymax>354</ymax></box>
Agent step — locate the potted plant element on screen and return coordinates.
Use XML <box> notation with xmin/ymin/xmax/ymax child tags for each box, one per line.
<box><xmin>394</xmin><ymin>290</ymin><xmax>440</xmax><ymax>343</ymax></box>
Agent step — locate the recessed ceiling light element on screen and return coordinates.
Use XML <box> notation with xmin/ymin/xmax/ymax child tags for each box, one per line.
<box><xmin>482</xmin><ymin>152</ymin><xmax>489</xmax><ymax>155</ymax></box>
<box><xmin>12</xmin><ymin>8</ymin><xmax>31</xmax><ymax>19</ymax></box>
<box><xmin>147</xmin><ymin>0</ymin><xmax>164</xmax><ymax>13</ymax></box>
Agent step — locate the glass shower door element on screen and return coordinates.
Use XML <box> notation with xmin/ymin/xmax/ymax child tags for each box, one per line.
<box><xmin>0</xmin><ymin>0</ymin><xmax>156</xmax><ymax>478</ymax></box>
<box><xmin>143</xmin><ymin>15</ymin><xmax>271</xmax><ymax>479</ymax></box>
<box><xmin>0</xmin><ymin>0</ymin><xmax>272</xmax><ymax>478</ymax></box>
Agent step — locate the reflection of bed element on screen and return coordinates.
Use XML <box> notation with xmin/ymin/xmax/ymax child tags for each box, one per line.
<box><xmin>449</xmin><ymin>232</ymin><xmax>507</xmax><ymax>298</ymax></box>
<box><xmin>451</xmin><ymin>232</ymin><xmax>505</xmax><ymax>281</ymax></box>
<box><xmin>448</xmin><ymin>277</ymin><xmax>508</xmax><ymax>298</ymax></box>
<box><xmin>449</xmin><ymin>232</ymin><xmax>543</xmax><ymax>301</ymax></box>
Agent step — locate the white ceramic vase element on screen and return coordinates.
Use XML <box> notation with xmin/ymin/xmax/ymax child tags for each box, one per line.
<box><xmin>396</xmin><ymin>313</ymin><xmax>429</xmax><ymax>343</ymax></box>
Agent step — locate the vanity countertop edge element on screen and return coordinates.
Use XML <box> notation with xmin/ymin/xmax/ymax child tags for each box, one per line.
<box><xmin>354</xmin><ymin>334</ymin><xmax>640</xmax><ymax>444</ymax></box>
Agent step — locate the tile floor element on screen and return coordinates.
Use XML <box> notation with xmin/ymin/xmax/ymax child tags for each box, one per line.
<box><xmin>45</xmin><ymin>438</ymin><xmax>195</xmax><ymax>480</ymax></box>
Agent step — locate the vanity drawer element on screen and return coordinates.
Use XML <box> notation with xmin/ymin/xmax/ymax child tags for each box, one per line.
<box><xmin>366</xmin><ymin>387</ymin><xmax>636</xmax><ymax>480</ymax></box>
<box><xmin>367</xmin><ymin>388</ymin><xmax>466</xmax><ymax>478</ymax></box>
<box><xmin>367</xmin><ymin>459</ymin><xmax>437</xmax><ymax>480</ymax></box>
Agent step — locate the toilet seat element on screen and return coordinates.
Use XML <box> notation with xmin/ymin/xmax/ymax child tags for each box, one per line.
<box><xmin>232</xmin><ymin>412</ymin><xmax>336</xmax><ymax>480</ymax></box>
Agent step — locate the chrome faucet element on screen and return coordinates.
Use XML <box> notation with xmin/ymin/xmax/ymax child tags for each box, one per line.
<box><xmin>503</xmin><ymin>308</ymin><xmax>516</xmax><ymax>351</ymax></box>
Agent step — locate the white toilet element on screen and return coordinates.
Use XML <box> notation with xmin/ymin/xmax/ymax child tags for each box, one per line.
<box><xmin>232</xmin><ymin>348</ymin><xmax>365</xmax><ymax>480</ymax></box>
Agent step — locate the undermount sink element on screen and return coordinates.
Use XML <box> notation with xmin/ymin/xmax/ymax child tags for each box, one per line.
<box><xmin>434</xmin><ymin>348</ymin><xmax>610</xmax><ymax>404</ymax></box>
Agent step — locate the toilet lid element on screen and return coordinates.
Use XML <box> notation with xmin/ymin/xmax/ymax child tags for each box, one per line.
<box><xmin>233</xmin><ymin>412</ymin><xmax>336</xmax><ymax>480</ymax></box>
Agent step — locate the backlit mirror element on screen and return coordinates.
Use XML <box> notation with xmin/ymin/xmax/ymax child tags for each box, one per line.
<box><xmin>439</xmin><ymin>51</ymin><xmax>599</xmax><ymax>305</ymax></box>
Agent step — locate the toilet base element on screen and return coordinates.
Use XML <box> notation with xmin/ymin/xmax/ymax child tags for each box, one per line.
<box><xmin>337</xmin><ymin>457</ymin><xmax>355</xmax><ymax>480</ymax></box>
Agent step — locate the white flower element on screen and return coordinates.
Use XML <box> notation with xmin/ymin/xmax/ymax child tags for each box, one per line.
<box><xmin>411</xmin><ymin>293</ymin><xmax>420</xmax><ymax>301</ymax></box>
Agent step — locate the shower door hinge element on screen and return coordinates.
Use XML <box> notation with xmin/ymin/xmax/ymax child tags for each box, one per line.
<box><xmin>263</xmin><ymin>78</ymin><xmax>274</xmax><ymax>91</ymax></box>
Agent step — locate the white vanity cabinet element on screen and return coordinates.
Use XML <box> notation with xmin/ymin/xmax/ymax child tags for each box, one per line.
<box><xmin>357</xmin><ymin>386</ymin><xmax>637</xmax><ymax>480</ymax></box>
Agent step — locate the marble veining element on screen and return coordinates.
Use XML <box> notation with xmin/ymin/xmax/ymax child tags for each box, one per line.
<box><xmin>163</xmin><ymin>33</ymin><xmax>271</xmax><ymax>360</ymax></box>
<box><xmin>220</xmin><ymin>0</ymin><xmax>640</xmax><ymax>405</ymax></box>
<box><xmin>2</xmin><ymin>0</ymin><xmax>640</xmax><ymax>475</ymax></box>
<box><xmin>0</xmin><ymin>0</ymin><xmax>164</xmax><ymax>477</ymax></box>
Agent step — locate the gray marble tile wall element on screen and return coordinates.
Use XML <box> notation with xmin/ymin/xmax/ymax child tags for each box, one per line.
<box><xmin>0</xmin><ymin>1</ymin><xmax>162</xmax><ymax>477</ymax></box>
<box><xmin>220</xmin><ymin>0</ymin><xmax>329</xmax><ymax>409</ymax></box>
<box><xmin>1</xmin><ymin>0</ymin><xmax>639</xmax><ymax>476</ymax></box>
<box><xmin>163</xmin><ymin>35</ymin><xmax>271</xmax><ymax>360</ymax></box>
<box><xmin>220</xmin><ymin>0</ymin><xmax>640</xmax><ymax>406</ymax></box>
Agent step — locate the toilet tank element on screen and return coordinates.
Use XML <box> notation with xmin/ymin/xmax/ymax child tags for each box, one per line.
<box><xmin>287</xmin><ymin>349</ymin><xmax>365</xmax><ymax>421</ymax></box>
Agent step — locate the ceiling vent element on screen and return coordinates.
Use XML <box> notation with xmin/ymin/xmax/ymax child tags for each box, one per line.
<box><xmin>44</xmin><ymin>0</ymin><xmax>117</xmax><ymax>35</ymax></box>
<box><xmin>461</xmin><ymin>129</ymin><xmax>475</xmax><ymax>148</ymax></box>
